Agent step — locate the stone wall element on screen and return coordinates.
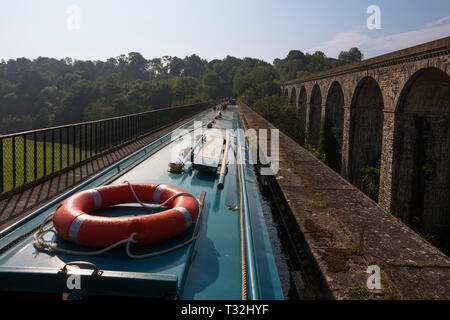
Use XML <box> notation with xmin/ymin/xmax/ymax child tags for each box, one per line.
<box><xmin>280</xmin><ymin>37</ymin><xmax>450</xmax><ymax>254</ymax></box>
<box><xmin>239</xmin><ymin>102</ymin><xmax>450</xmax><ymax>299</ymax></box>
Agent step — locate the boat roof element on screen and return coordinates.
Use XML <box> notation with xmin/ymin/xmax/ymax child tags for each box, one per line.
<box><xmin>0</xmin><ymin>106</ymin><xmax>283</xmax><ymax>300</ymax></box>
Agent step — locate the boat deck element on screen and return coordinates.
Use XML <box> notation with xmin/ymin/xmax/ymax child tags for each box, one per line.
<box><xmin>0</xmin><ymin>105</ymin><xmax>283</xmax><ymax>300</ymax></box>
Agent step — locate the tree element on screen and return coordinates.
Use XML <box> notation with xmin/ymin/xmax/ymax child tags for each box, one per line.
<box><xmin>125</xmin><ymin>52</ymin><xmax>149</xmax><ymax>80</ymax></box>
<box><xmin>148</xmin><ymin>81</ymin><xmax>173</xmax><ymax>108</ymax></box>
<box><xmin>251</xmin><ymin>95</ymin><xmax>299</xmax><ymax>142</ymax></box>
<box><xmin>286</xmin><ymin>50</ymin><xmax>306</xmax><ymax>61</ymax></box>
<box><xmin>171</xmin><ymin>76</ymin><xmax>199</xmax><ymax>102</ymax></box>
<box><xmin>0</xmin><ymin>47</ymin><xmax>364</xmax><ymax>134</ymax></box>
<box><xmin>169</xmin><ymin>57</ymin><xmax>185</xmax><ymax>77</ymax></box>
<box><xmin>338</xmin><ymin>48</ymin><xmax>364</xmax><ymax>65</ymax></box>
<box><xmin>202</xmin><ymin>71</ymin><xmax>226</xmax><ymax>100</ymax></box>
<box><xmin>183</xmin><ymin>54</ymin><xmax>206</xmax><ymax>78</ymax></box>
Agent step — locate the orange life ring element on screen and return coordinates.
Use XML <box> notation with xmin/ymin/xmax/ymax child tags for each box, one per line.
<box><xmin>53</xmin><ymin>183</ymin><xmax>199</xmax><ymax>248</ymax></box>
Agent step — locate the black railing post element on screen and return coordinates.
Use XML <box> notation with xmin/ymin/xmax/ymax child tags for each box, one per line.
<box><xmin>125</xmin><ymin>117</ymin><xmax>127</xmax><ymax>141</ymax></box>
<box><xmin>129</xmin><ymin>116</ymin><xmax>132</xmax><ymax>140</ymax></box>
<box><xmin>66</xmin><ymin>127</ymin><xmax>69</xmax><ymax>167</ymax></box>
<box><xmin>91</xmin><ymin>122</ymin><xmax>98</xmax><ymax>155</ymax></box>
<box><xmin>94</xmin><ymin>122</ymin><xmax>98</xmax><ymax>155</ymax></box>
<box><xmin>23</xmin><ymin>134</ymin><xmax>27</xmax><ymax>184</ymax></box>
<box><xmin>120</xmin><ymin>118</ymin><xmax>123</xmax><ymax>143</ymax></box>
<box><xmin>84</xmin><ymin>124</ymin><xmax>87</xmax><ymax>160</ymax></box>
<box><xmin>59</xmin><ymin>128</ymin><xmax>63</xmax><ymax>170</ymax></box>
<box><xmin>104</xmin><ymin>121</ymin><xmax>107</xmax><ymax>151</ymax></box>
<box><xmin>72</xmin><ymin>126</ymin><xmax>76</xmax><ymax>165</ymax></box>
<box><xmin>34</xmin><ymin>132</ymin><xmax>37</xmax><ymax>181</ymax></box>
<box><xmin>118</xmin><ymin>118</ymin><xmax>121</xmax><ymax>144</ymax></box>
<box><xmin>112</xmin><ymin>119</ymin><xmax>115</xmax><ymax>148</ymax></box>
<box><xmin>105</xmin><ymin>121</ymin><xmax>108</xmax><ymax>151</ymax></box>
<box><xmin>102</xmin><ymin>121</ymin><xmax>105</xmax><ymax>151</ymax></box>
<box><xmin>78</xmin><ymin>125</ymin><xmax>82</xmax><ymax>163</ymax></box>
<box><xmin>51</xmin><ymin>129</ymin><xmax>55</xmax><ymax>174</ymax></box>
<box><xmin>43</xmin><ymin>131</ymin><xmax>47</xmax><ymax>175</ymax></box>
<box><xmin>12</xmin><ymin>137</ymin><xmax>16</xmax><ymax>188</ymax></box>
<box><xmin>138</xmin><ymin>116</ymin><xmax>141</xmax><ymax>136</ymax></box>
<box><xmin>0</xmin><ymin>138</ymin><xmax>3</xmax><ymax>192</ymax></box>
<box><xmin>115</xmin><ymin>119</ymin><xmax>118</xmax><ymax>146</ymax></box>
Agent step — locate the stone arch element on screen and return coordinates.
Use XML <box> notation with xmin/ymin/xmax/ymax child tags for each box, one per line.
<box><xmin>323</xmin><ymin>81</ymin><xmax>345</xmax><ymax>173</ymax></box>
<box><xmin>297</xmin><ymin>86</ymin><xmax>307</xmax><ymax>147</ymax></box>
<box><xmin>391</xmin><ymin>67</ymin><xmax>450</xmax><ymax>254</ymax></box>
<box><xmin>290</xmin><ymin>87</ymin><xmax>297</xmax><ymax>105</ymax></box>
<box><xmin>348</xmin><ymin>77</ymin><xmax>384</xmax><ymax>201</ymax></box>
<box><xmin>307</xmin><ymin>84</ymin><xmax>322</xmax><ymax>149</ymax></box>
<box><xmin>284</xmin><ymin>88</ymin><xmax>289</xmax><ymax>98</ymax></box>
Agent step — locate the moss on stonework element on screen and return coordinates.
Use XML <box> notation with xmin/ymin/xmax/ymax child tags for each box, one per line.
<box><xmin>279</xmin><ymin>148</ymin><xmax>328</xmax><ymax>209</ymax></box>
<box><xmin>382</xmin><ymin>278</ymin><xmax>400</xmax><ymax>300</ymax></box>
<box><xmin>320</xmin><ymin>244</ymin><xmax>365</xmax><ymax>273</ymax></box>
<box><xmin>321</xmin><ymin>248</ymin><xmax>351</xmax><ymax>273</ymax></box>
<box><xmin>305</xmin><ymin>143</ymin><xmax>326</xmax><ymax>162</ymax></box>
<box><xmin>304</xmin><ymin>219</ymin><xmax>333</xmax><ymax>242</ymax></box>
<box><xmin>350</xmin><ymin>243</ymin><xmax>365</xmax><ymax>256</ymax></box>
<box><xmin>348</xmin><ymin>286</ymin><xmax>372</xmax><ymax>298</ymax></box>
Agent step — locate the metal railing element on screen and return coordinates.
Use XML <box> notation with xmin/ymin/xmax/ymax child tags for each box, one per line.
<box><xmin>0</xmin><ymin>101</ymin><xmax>214</xmax><ymax>195</ymax></box>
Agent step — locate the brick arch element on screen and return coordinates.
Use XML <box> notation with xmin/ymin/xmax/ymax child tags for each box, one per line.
<box><xmin>323</xmin><ymin>81</ymin><xmax>345</xmax><ymax>173</ymax></box>
<box><xmin>396</xmin><ymin>67</ymin><xmax>450</xmax><ymax>114</ymax></box>
<box><xmin>349</xmin><ymin>76</ymin><xmax>384</xmax><ymax>109</ymax></box>
<box><xmin>290</xmin><ymin>87</ymin><xmax>297</xmax><ymax>105</ymax></box>
<box><xmin>391</xmin><ymin>67</ymin><xmax>450</xmax><ymax>254</ymax></box>
<box><xmin>348</xmin><ymin>76</ymin><xmax>384</xmax><ymax>201</ymax></box>
<box><xmin>344</xmin><ymin>72</ymin><xmax>389</xmax><ymax>110</ymax></box>
<box><xmin>307</xmin><ymin>84</ymin><xmax>322</xmax><ymax>148</ymax></box>
<box><xmin>320</xmin><ymin>79</ymin><xmax>336</xmax><ymax>103</ymax></box>
<box><xmin>392</xmin><ymin>64</ymin><xmax>450</xmax><ymax>112</ymax></box>
<box><xmin>298</xmin><ymin>86</ymin><xmax>307</xmax><ymax>147</ymax></box>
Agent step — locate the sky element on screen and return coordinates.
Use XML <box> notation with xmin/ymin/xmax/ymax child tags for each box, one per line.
<box><xmin>0</xmin><ymin>0</ymin><xmax>449</xmax><ymax>64</ymax></box>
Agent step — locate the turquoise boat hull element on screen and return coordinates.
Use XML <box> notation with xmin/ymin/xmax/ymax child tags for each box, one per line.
<box><xmin>0</xmin><ymin>106</ymin><xmax>283</xmax><ymax>300</ymax></box>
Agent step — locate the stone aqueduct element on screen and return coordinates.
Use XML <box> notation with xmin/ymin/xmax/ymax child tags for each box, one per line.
<box><xmin>280</xmin><ymin>37</ymin><xmax>449</xmax><ymax>250</ymax></box>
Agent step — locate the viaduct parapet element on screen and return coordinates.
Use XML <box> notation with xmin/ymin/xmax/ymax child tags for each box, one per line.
<box><xmin>280</xmin><ymin>37</ymin><xmax>450</xmax><ymax>253</ymax></box>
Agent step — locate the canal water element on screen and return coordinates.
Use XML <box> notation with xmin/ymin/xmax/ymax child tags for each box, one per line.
<box><xmin>250</xmin><ymin>164</ymin><xmax>305</xmax><ymax>300</ymax></box>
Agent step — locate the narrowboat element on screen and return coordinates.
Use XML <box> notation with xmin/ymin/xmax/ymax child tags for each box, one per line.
<box><xmin>0</xmin><ymin>104</ymin><xmax>284</xmax><ymax>300</ymax></box>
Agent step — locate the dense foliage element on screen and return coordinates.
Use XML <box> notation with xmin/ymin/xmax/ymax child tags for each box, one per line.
<box><xmin>274</xmin><ymin>48</ymin><xmax>363</xmax><ymax>82</ymax></box>
<box><xmin>0</xmin><ymin>48</ymin><xmax>362</xmax><ymax>134</ymax></box>
<box><xmin>251</xmin><ymin>95</ymin><xmax>300</xmax><ymax>143</ymax></box>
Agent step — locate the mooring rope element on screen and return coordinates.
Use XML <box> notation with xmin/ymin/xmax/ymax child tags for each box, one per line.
<box><xmin>236</xmin><ymin>153</ymin><xmax>248</xmax><ymax>300</ymax></box>
<box><xmin>215</xmin><ymin>116</ymin><xmax>248</xmax><ymax>300</ymax></box>
<box><xmin>123</xmin><ymin>180</ymin><xmax>194</xmax><ymax>209</ymax></box>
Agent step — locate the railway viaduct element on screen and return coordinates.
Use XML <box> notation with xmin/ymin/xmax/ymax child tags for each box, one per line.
<box><xmin>280</xmin><ymin>37</ymin><xmax>449</xmax><ymax>250</ymax></box>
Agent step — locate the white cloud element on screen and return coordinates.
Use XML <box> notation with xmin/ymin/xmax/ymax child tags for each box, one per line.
<box><xmin>306</xmin><ymin>17</ymin><xmax>450</xmax><ymax>59</ymax></box>
<box><xmin>425</xmin><ymin>15</ymin><xmax>450</xmax><ymax>28</ymax></box>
